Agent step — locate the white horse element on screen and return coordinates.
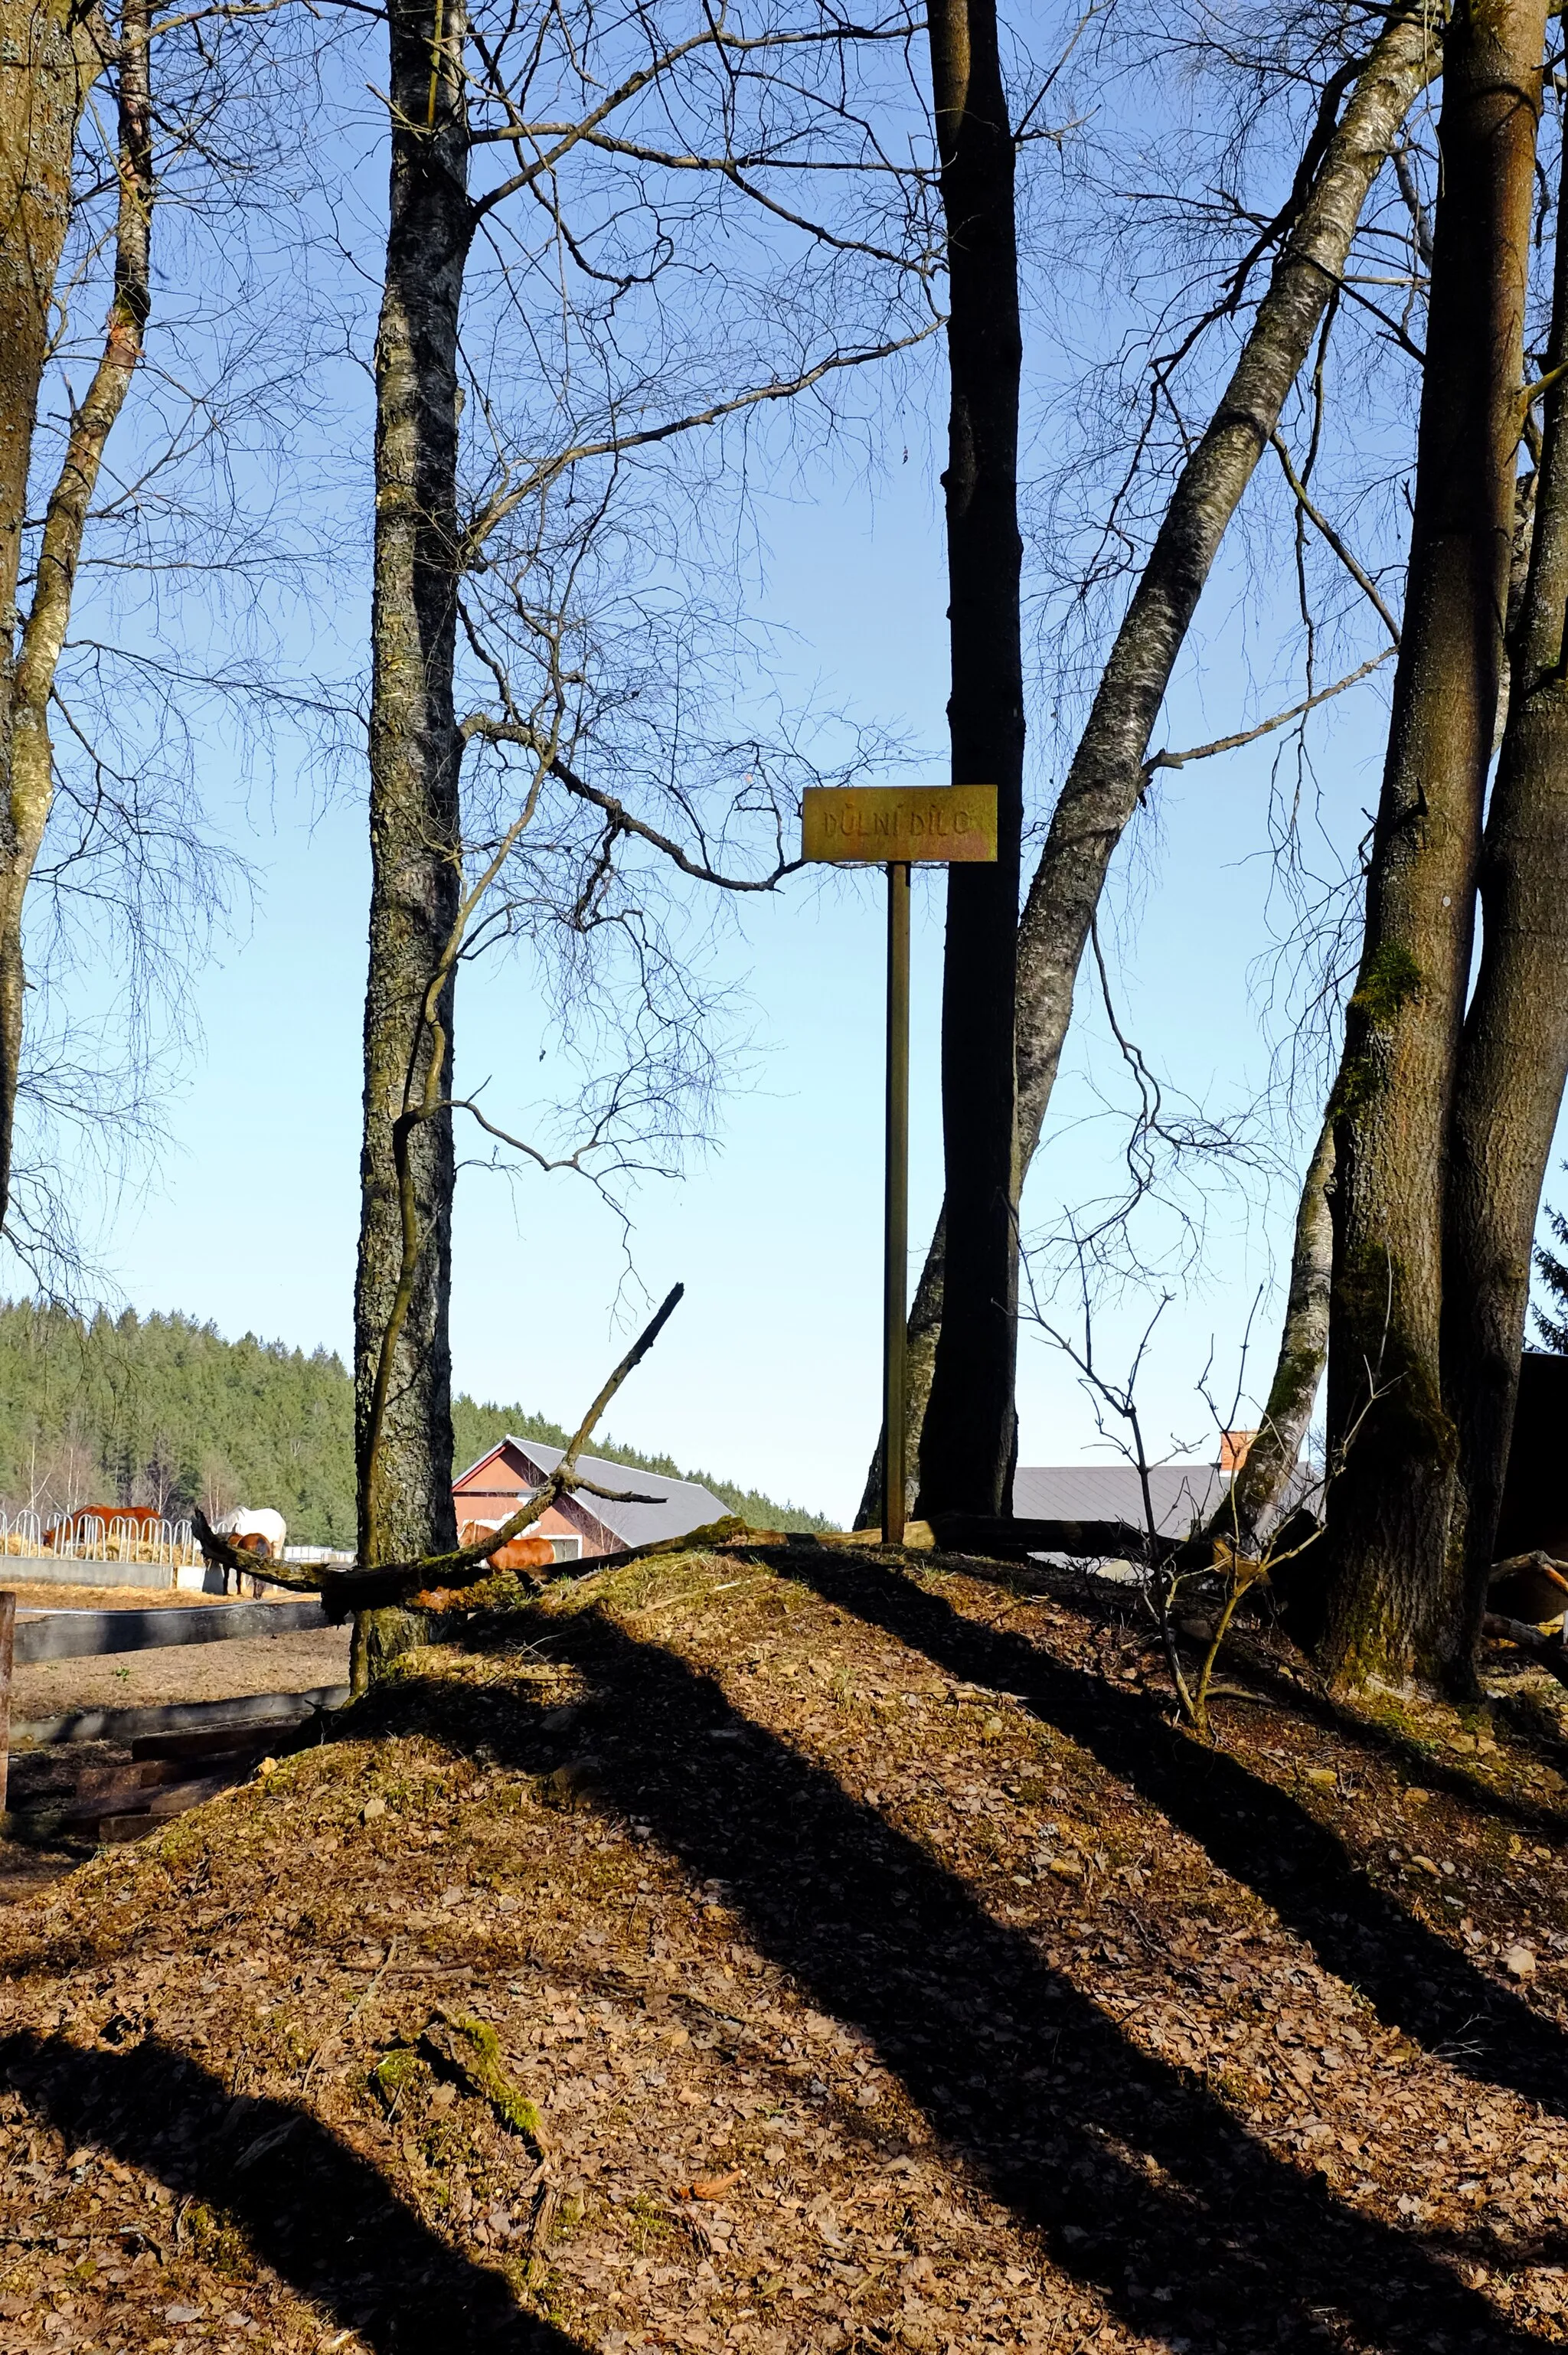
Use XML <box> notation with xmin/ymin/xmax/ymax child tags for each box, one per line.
<box><xmin>213</xmin><ymin>1506</ymin><xmax>289</xmax><ymax>1593</ymax></box>
<box><xmin>215</xmin><ymin>1505</ymin><xmax>287</xmax><ymax>1557</ymax></box>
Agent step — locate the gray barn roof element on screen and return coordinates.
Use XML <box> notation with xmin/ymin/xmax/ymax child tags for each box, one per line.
<box><xmin>1011</xmin><ymin>1462</ymin><xmax>1228</xmax><ymax>1539</ymax></box>
<box><xmin>508</xmin><ymin>1438</ymin><xmax>728</xmax><ymax>1552</ymax></box>
<box><xmin>1011</xmin><ymin>1460</ymin><xmax>1319</xmax><ymax>1541</ymax></box>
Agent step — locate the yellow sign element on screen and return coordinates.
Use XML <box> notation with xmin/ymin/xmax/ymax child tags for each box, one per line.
<box><xmin>801</xmin><ymin>785</ymin><xmax>998</xmax><ymax>865</ymax></box>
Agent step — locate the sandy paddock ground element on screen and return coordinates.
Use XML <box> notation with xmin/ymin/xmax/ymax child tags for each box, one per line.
<box><xmin>10</xmin><ymin>1626</ymin><xmax>351</xmax><ymax>1723</ymax></box>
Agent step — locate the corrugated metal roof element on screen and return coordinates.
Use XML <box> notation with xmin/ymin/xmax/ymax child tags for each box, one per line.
<box><xmin>507</xmin><ymin>1438</ymin><xmax>729</xmax><ymax>1552</ymax></box>
<box><xmin>1011</xmin><ymin>1462</ymin><xmax>1229</xmax><ymax>1538</ymax></box>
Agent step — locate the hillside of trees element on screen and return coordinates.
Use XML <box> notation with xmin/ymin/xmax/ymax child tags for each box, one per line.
<box><xmin>0</xmin><ymin>1302</ymin><xmax>835</xmax><ymax>1544</ymax></box>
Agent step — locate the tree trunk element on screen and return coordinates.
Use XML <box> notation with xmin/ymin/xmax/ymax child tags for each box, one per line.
<box><xmin>880</xmin><ymin>12</ymin><xmax>1438</xmax><ymax>1504</ymax></box>
<box><xmin>0</xmin><ymin>0</ymin><xmax>108</xmax><ymax>1231</ymax></box>
<box><xmin>857</xmin><ymin>1210</ymin><xmax>942</xmax><ymax>1530</ymax></box>
<box><xmin>1319</xmin><ymin>0</ymin><xmax>1549</xmax><ymax>1689</ymax></box>
<box><xmin>913</xmin><ymin>0</ymin><xmax>1025</xmax><ymax>1522</ymax></box>
<box><xmin>352</xmin><ymin>0</ymin><xmax>472</xmax><ymax>1694</ymax></box>
<box><xmin>1210</xmin><ymin>1114</ymin><xmax>1335</xmax><ymax>1552</ymax></box>
<box><xmin>1440</xmin><ymin>129</ymin><xmax>1568</xmax><ymax>1677</ymax></box>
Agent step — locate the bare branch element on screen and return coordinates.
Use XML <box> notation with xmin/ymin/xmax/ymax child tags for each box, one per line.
<box><xmin>463</xmin><ymin>322</ymin><xmax>946</xmax><ymax>556</ymax></box>
<box><xmin>460</xmin><ymin>715</ymin><xmax>800</xmax><ymax>891</ymax></box>
<box><xmin>1267</xmin><ymin>426</ymin><xmax>1403</xmax><ymax>641</ymax></box>
<box><xmin>1144</xmin><ymin>649</ymin><xmax>1396</xmax><ymax>778</ymax></box>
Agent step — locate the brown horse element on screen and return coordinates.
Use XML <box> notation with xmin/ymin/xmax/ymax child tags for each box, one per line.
<box><xmin>458</xmin><ymin>1520</ymin><xmax>555</xmax><ymax>1574</ymax></box>
<box><xmin>44</xmin><ymin>1504</ymin><xmax>163</xmax><ymax>1549</ymax></box>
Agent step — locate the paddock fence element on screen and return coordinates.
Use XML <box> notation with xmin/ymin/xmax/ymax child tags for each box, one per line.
<box><xmin>2</xmin><ymin>1510</ymin><xmax>203</xmax><ymax>1573</ymax></box>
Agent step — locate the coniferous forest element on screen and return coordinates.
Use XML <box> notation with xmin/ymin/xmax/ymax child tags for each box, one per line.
<box><xmin>0</xmin><ymin>1301</ymin><xmax>833</xmax><ymax>1543</ymax></box>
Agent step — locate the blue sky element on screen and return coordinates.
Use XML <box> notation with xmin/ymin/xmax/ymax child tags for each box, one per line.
<box><xmin>77</xmin><ymin>429</ymin><xmax>1424</xmax><ymax>1530</ymax></box>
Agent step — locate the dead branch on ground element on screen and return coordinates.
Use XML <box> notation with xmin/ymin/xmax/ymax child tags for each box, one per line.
<box><xmin>197</xmin><ymin>1283</ymin><xmax>684</xmax><ymax>1615</ymax></box>
<box><xmin>1484</xmin><ymin>1612</ymin><xmax>1568</xmax><ymax>1692</ymax></box>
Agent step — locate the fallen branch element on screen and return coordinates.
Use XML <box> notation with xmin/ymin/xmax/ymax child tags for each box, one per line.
<box><xmin>1487</xmin><ymin>1551</ymin><xmax>1568</xmax><ymax>1623</ymax></box>
<box><xmin>188</xmin><ymin>1532</ymin><xmax>322</xmax><ymax>1595</ymax></box>
<box><xmin>928</xmin><ymin>1513</ymin><xmax>1218</xmax><ymax>1569</ymax></box>
<box><xmin>197</xmin><ymin>1284</ymin><xmax>685</xmax><ymax>1614</ymax></box>
<box><xmin>1484</xmin><ymin>1612</ymin><xmax>1568</xmax><ymax>1691</ymax></box>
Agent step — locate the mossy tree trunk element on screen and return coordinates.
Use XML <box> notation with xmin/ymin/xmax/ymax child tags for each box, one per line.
<box><xmin>913</xmin><ymin>0</ymin><xmax>1025</xmax><ymax>1522</ymax></box>
<box><xmin>1440</xmin><ymin>126</ymin><xmax>1568</xmax><ymax>1676</ymax></box>
<box><xmin>352</xmin><ymin>0</ymin><xmax>472</xmax><ymax>1694</ymax></box>
<box><xmin>1319</xmin><ymin>0</ymin><xmax>1550</xmax><ymax>1688</ymax></box>
<box><xmin>876</xmin><ymin>13</ymin><xmax>1438</xmax><ymax>1510</ymax></box>
<box><xmin>0</xmin><ymin>0</ymin><xmax>108</xmax><ymax>1231</ymax></box>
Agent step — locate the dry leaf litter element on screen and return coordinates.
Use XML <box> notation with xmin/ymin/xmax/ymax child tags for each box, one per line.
<box><xmin>0</xmin><ymin>1548</ymin><xmax>1565</xmax><ymax>2355</ymax></box>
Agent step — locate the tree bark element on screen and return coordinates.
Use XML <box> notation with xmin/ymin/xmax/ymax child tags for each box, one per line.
<box><xmin>1210</xmin><ymin>1114</ymin><xmax>1335</xmax><ymax>1552</ymax></box>
<box><xmin>1014</xmin><ymin>12</ymin><xmax>1440</xmax><ymax>1179</ymax></box>
<box><xmin>0</xmin><ymin>0</ymin><xmax>109</xmax><ymax>1230</ymax></box>
<box><xmin>877</xmin><ymin>12</ymin><xmax>1439</xmax><ymax>1508</ymax></box>
<box><xmin>1440</xmin><ymin>127</ymin><xmax>1568</xmax><ymax>1677</ymax></box>
<box><xmin>1319</xmin><ymin>0</ymin><xmax>1549</xmax><ymax>1689</ymax></box>
<box><xmin>857</xmin><ymin>1210</ymin><xmax>942</xmax><ymax>1530</ymax></box>
<box><xmin>913</xmin><ymin>0</ymin><xmax>1025</xmax><ymax>1522</ymax></box>
<box><xmin>352</xmin><ymin>0</ymin><xmax>472</xmax><ymax>1693</ymax></box>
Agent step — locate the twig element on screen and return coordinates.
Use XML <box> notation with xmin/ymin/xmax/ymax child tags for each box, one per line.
<box><xmin>623</xmin><ymin>1576</ymin><xmax>769</xmax><ymax>1621</ymax></box>
<box><xmin>1143</xmin><ymin>649</ymin><xmax>1395</xmax><ymax>779</ymax></box>
<box><xmin>1266</xmin><ymin>427</ymin><xmax>1403</xmax><ymax>642</ymax></box>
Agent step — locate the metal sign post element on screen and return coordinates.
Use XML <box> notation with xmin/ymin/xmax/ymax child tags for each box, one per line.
<box><xmin>883</xmin><ymin>860</ymin><xmax>910</xmax><ymax>1543</ymax></box>
<box><xmin>800</xmin><ymin>786</ymin><xmax>998</xmax><ymax>1543</ymax></box>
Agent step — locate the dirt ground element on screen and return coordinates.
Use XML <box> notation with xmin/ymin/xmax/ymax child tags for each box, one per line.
<box><xmin>10</xmin><ymin>1625</ymin><xmax>352</xmax><ymax>1723</ymax></box>
<box><xmin>0</xmin><ymin>1546</ymin><xmax>1566</xmax><ymax>2355</ymax></box>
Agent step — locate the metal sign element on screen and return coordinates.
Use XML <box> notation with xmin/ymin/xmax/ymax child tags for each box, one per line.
<box><xmin>801</xmin><ymin>784</ymin><xmax>998</xmax><ymax>865</ymax></box>
<box><xmin>801</xmin><ymin>786</ymin><xmax>998</xmax><ymax>1544</ymax></box>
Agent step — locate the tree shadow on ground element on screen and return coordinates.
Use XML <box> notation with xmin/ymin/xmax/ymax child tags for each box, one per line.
<box><xmin>0</xmin><ymin>2031</ymin><xmax>584</xmax><ymax>2354</ymax></box>
<box><xmin>1491</xmin><ymin>1678</ymin><xmax>1568</xmax><ymax>1775</ymax></box>
<box><xmin>390</xmin><ymin>1602</ymin><xmax>1542</xmax><ymax>2355</ymax></box>
<box><xmin>1204</xmin><ymin>1641</ymin><xmax>1568</xmax><ymax>1841</ymax></box>
<box><xmin>957</xmin><ymin>1556</ymin><xmax>1568</xmax><ymax>1841</ymax></box>
<box><xmin>778</xmin><ymin>1553</ymin><xmax>1568</xmax><ymax>2123</ymax></box>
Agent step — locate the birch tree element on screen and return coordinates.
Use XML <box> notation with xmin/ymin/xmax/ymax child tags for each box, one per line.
<box><xmin>0</xmin><ymin>0</ymin><xmax>116</xmax><ymax>1231</ymax></box>
<box><xmin>0</xmin><ymin>0</ymin><xmax>318</xmax><ymax>1289</ymax></box>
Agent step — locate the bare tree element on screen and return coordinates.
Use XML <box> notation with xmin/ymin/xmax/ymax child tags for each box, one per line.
<box><xmin>866</xmin><ymin>5</ymin><xmax>1441</xmax><ymax>1514</ymax></box>
<box><xmin>1441</xmin><ymin>109</ymin><xmax>1568</xmax><ymax>1674</ymax></box>
<box><xmin>0</xmin><ymin>2</ymin><xmax>106</xmax><ymax>762</ymax></box>
<box><xmin>0</xmin><ymin>0</ymin><xmax>332</xmax><ymax>1294</ymax></box>
<box><xmin>0</xmin><ymin>0</ymin><xmax>120</xmax><ymax>1233</ymax></box>
<box><xmin>1318</xmin><ymin>0</ymin><xmax>1551</xmax><ymax>1689</ymax></box>
<box><xmin>351</xmin><ymin>0</ymin><xmax>946</xmax><ymax>1678</ymax></box>
<box><xmin>913</xmin><ymin>0</ymin><xmax>1025</xmax><ymax>1523</ymax></box>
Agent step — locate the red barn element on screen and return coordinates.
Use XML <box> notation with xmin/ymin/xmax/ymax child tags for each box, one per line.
<box><xmin>452</xmin><ymin>1436</ymin><xmax>727</xmax><ymax>1565</ymax></box>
